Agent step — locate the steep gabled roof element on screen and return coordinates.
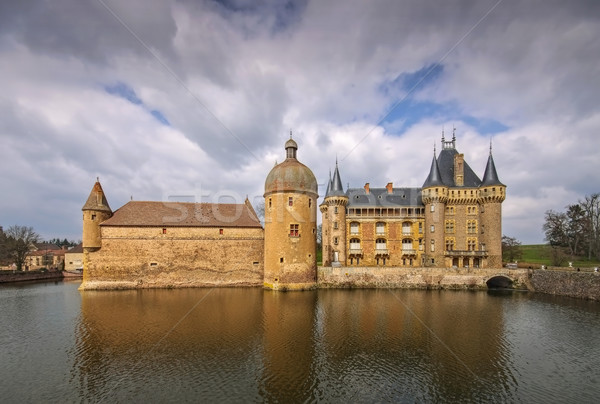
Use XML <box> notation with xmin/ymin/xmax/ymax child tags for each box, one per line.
<box><xmin>100</xmin><ymin>201</ymin><xmax>263</xmax><ymax>228</ymax></box>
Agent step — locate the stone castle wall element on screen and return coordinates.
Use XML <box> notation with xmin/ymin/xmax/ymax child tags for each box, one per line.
<box><xmin>530</xmin><ymin>269</ymin><xmax>600</xmax><ymax>301</ymax></box>
<box><xmin>81</xmin><ymin>226</ymin><xmax>264</xmax><ymax>290</ymax></box>
<box><xmin>318</xmin><ymin>266</ymin><xmax>531</xmax><ymax>290</ymax></box>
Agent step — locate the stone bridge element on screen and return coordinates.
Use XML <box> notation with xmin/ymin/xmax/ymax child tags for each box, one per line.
<box><xmin>318</xmin><ymin>266</ymin><xmax>532</xmax><ymax>290</ymax></box>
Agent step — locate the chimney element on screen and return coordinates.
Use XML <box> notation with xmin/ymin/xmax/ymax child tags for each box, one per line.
<box><xmin>364</xmin><ymin>183</ymin><xmax>370</xmax><ymax>194</ymax></box>
<box><xmin>454</xmin><ymin>153</ymin><xmax>464</xmax><ymax>186</ymax></box>
<box><xmin>386</xmin><ymin>182</ymin><xmax>393</xmax><ymax>194</ymax></box>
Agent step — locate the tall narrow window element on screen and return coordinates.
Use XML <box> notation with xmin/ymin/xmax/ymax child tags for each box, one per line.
<box><xmin>309</xmin><ymin>199</ymin><xmax>312</xmax><ymax>207</ymax></box>
<box><xmin>290</xmin><ymin>224</ymin><xmax>299</xmax><ymax>237</ymax></box>
<box><xmin>288</xmin><ymin>197</ymin><xmax>293</xmax><ymax>206</ymax></box>
<box><xmin>333</xmin><ymin>221</ymin><xmax>338</xmax><ymax>229</ymax></box>
<box><xmin>219</xmin><ymin>228</ymin><xmax>223</xmax><ymax>235</ymax></box>
<box><xmin>430</xmin><ymin>240</ymin><xmax>435</xmax><ymax>252</ymax></box>
<box><xmin>430</xmin><ymin>225</ymin><xmax>435</xmax><ymax>233</ymax></box>
<box><xmin>334</xmin><ymin>206</ymin><xmax>338</xmax><ymax>214</ymax></box>
<box><xmin>268</xmin><ymin>198</ymin><xmax>272</xmax><ymax>208</ymax></box>
<box><xmin>162</xmin><ymin>228</ymin><xmax>167</xmax><ymax>234</ymax></box>
<box><xmin>91</xmin><ymin>214</ymin><xmax>96</xmax><ymax>220</ymax></box>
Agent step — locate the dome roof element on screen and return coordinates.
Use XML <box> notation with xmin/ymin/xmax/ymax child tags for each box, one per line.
<box><xmin>284</xmin><ymin>138</ymin><xmax>298</xmax><ymax>150</ymax></box>
<box><xmin>264</xmin><ymin>139</ymin><xmax>318</xmax><ymax>197</ymax></box>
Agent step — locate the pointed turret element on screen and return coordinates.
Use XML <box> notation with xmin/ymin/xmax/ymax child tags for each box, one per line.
<box><xmin>82</xmin><ymin>179</ymin><xmax>113</xmax><ymax>250</ymax></box>
<box><xmin>82</xmin><ymin>179</ymin><xmax>112</xmax><ymax>213</ymax></box>
<box><xmin>481</xmin><ymin>148</ymin><xmax>504</xmax><ymax>187</ymax></box>
<box><xmin>422</xmin><ymin>150</ymin><xmax>444</xmax><ymax>188</ymax></box>
<box><xmin>327</xmin><ymin>160</ymin><xmax>345</xmax><ymax>196</ymax></box>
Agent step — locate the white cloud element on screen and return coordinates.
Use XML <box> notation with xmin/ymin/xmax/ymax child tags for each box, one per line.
<box><xmin>0</xmin><ymin>0</ymin><xmax>599</xmax><ymax>245</ymax></box>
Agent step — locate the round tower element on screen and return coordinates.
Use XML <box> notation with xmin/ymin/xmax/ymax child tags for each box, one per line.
<box><xmin>319</xmin><ymin>161</ymin><xmax>348</xmax><ymax>266</ymax></box>
<box><xmin>422</xmin><ymin>150</ymin><xmax>448</xmax><ymax>267</ymax></box>
<box><xmin>82</xmin><ymin>179</ymin><xmax>112</xmax><ymax>251</ymax></box>
<box><xmin>478</xmin><ymin>148</ymin><xmax>506</xmax><ymax>268</ymax></box>
<box><xmin>264</xmin><ymin>136</ymin><xmax>318</xmax><ymax>290</ymax></box>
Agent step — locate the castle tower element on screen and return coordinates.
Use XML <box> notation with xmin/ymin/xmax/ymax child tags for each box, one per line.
<box><xmin>82</xmin><ymin>179</ymin><xmax>112</xmax><ymax>250</ymax></box>
<box><xmin>264</xmin><ymin>135</ymin><xmax>318</xmax><ymax>290</ymax></box>
<box><xmin>82</xmin><ymin>179</ymin><xmax>112</xmax><ymax>280</ymax></box>
<box><xmin>478</xmin><ymin>144</ymin><xmax>506</xmax><ymax>267</ymax></box>
<box><xmin>319</xmin><ymin>161</ymin><xmax>348</xmax><ymax>266</ymax></box>
<box><xmin>421</xmin><ymin>147</ymin><xmax>447</xmax><ymax>267</ymax></box>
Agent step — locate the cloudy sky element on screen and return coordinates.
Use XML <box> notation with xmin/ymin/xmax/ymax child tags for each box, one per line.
<box><xmin>1</xmin><ymin>0</ymin><xmax>599</xmax><ymax>244</ymax></box>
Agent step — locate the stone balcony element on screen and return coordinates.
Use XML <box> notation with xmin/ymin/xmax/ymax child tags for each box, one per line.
<box><xmin>445</xmin><ymin>250</ymin><xmax>488</xmax><ymax>257</ymax></box>
<box><xmin>348</xmin><ymin>248</ymin><xmax>363</xmax><ymax>256</ymax></box>
<box><xmin>374</xmin><ymin>248</ymin><xmax>389</xmax><ymax>256</ymax></box>
<box><xmin>401</xmin><ymin>249</ymin><xmax>417</xmax><ymax>256</ymax></box>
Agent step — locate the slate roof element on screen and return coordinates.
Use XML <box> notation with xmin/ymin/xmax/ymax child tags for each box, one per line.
<box><xmin>422</xmin><ymin>154</ymin><xmax>444</xmax><ymax>188</ymax></box>
<box><xmin>436</xmin><ymin>148</ymin><xmax>482</xmax><ymax>187</ymax></box>
<box><xmin>347</xmin><ymin>187</ymin><xmax>423</xmax><ymax>207</ymax></box>
<box><xmin>327</xmin><ymin>164</ymin><xmax>345</xmax><ymax>197</ymax></box>
<box><xmin>100</xmin><ymin>201</ymin><xmax>262</xmax><ymax>228</ymax></box>
<box><xmin>481</xmin><ymin>153</ymin><xmax>504</xmax><ymax>186</ymax></box>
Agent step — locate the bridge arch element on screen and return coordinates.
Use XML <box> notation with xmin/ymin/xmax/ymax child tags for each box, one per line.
<box><xmin>486</xmin><ymin>275</ymin><xmax>514</xmax><ymax>289</ymax></box>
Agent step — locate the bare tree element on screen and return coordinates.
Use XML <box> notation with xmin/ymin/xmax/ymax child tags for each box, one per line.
<box><xmin>5</xmin><ymin>225</ymin><xmax>39</xmax><ymax>271</ymax></box>
<box><xmin>580</xmin><ymin>193</ymin><xmax>600</xmax><ymax>259</ymax></box>
<box><xmin>502</xmin><ymin>235</ymin><xmax>523</xmax><ymax>262</ymax></box>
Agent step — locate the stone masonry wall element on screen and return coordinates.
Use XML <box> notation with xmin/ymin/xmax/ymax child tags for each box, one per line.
<box><xmin>81</xmin><ymin>226</ymin><xmax>264</xmax><ymax>290</ymax></box>
<box><xmin>530</xmin><ymin>269</ymin><xmax>600</xmax><ymax>301</ymax></box>
<box><xmin>318</xmin><ymin>266</ymin><xmax>530</xmax><ymax>290</ymax></box>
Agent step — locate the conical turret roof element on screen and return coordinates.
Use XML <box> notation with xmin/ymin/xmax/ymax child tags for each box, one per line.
<box><xmin>422</xmin><ymin>154</ymin><xmax>444</xmax><ymax>188</ymax></box>
<box><xmin>82</xmin><ymin>180</ymin><xmax>112</xmax><ymax>213</ymax></box>
<box><xmin>326</xmin><ymin>161</ymin><xmax>345</xmax><ymax>197</ymax></box>
<box><xmin>481</xmin><ymin>153</ymin><xmax>504</xmax><ymax>187</ymax></box>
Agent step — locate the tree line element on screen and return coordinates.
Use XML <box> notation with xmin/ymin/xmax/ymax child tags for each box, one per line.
<box><xmin>543</xmin><ymin>193</ymin><xmax>600</xmax><ymax>262</ymax></box>
<box><xmin>0</xmin><ymin>225</ymin><xmax>79</xmax><ymax>271</ymax></box>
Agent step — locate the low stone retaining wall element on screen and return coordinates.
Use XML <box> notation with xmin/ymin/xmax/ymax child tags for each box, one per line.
<box><xmin>530</xmin><ymin>269</ymin><xmax>600</xmax><ymax>301</ymax></box>
<box><xmin>0</xmin><ymin>270</ymin><xmax>64</xmax><ymax>283</ymax></box>
<box><xmin>317</xmin><ymin>266</ymin><xmax>530</xmax><ymax>290</ymax></box>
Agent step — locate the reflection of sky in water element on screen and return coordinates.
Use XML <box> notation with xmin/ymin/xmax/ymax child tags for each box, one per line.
<box><xmin>0</xmin><ymin>283</ymin><xmax>599</xmax><ymax>402</ymax></box>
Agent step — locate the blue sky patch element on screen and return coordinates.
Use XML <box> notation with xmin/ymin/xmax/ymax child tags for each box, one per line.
<box><xmin>104</xmin><ymin>81</ymin><xmax>170</xmax><ymax>126</ymax></box>
<box><xmin>104</xmin><ymin>82</ymin><xmax>142</xmax><ymax>105</ymax></box>
<box><xmin>381</xmin><ymin>99</ymin><xmax>508</xmax><ymax>135</ymax></box>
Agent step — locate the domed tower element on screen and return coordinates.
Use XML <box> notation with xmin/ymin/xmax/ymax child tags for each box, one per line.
<box><xmin>264</xmin><ymin>135</ymin><xmax>318</xmax><ymax>290</ymax></box>
<box><xmin>478</xmin><ymin>143</ymin><xmax>506</xmax><ymax>267</ymax></box>
<box><xmin>421</xmin><ymin>146</ymin><xmax>448</xmax><ymax>267</ymax></box>
<box><xmin>319</xmin><ymin>160</ymin><xmax>348</xmax><ymax>266</ymax></box>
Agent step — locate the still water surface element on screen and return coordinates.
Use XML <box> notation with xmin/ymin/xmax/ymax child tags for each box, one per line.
<box><xmin>1</xmin><ymin>281</ymin><xmax>599</xmax><ymax>403</ymax></box>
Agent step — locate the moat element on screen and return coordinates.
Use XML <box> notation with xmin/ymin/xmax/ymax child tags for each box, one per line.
<box><xmin>1</xmin><ymin>281</ymin><xmax>599</xmax><ymax>402</ymax></box>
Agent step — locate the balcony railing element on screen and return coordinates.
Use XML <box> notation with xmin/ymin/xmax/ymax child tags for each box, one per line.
<box><xmin>401</xmin><ymin>249</ymin><xmax>417</xmax><ymax>256</ymax></box>
<box><xmin>374</xmin><ymin>248</ymin><xmax>389</xmax><ymax>256</ymax></box>
<box><xmin>445</xmin><ymin>250</ymin><xmax>488</xmax><ymax>257</ymax></box>
<box><xmin>348</xmin><ymin>248</ymin><xmax>363</xmax><ymax>256</ymax></box>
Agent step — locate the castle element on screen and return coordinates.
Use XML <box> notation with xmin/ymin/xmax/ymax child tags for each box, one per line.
<box><xmin>81</xmin><ymin>132</ymin><xmax>504</xmax><ymax>290</ymax></box>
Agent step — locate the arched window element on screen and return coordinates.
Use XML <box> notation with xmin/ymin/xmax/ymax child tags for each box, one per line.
<box><xmin>376</xmin><ymin>238</ymin><xmax>387</xmax><ymax>249</ymax></box>
<box><xmin>350</xmin><ymin>222</ymin><xmax>359</xmax><ymax>235</ymax></box>
<box><xmin>402</xmin><ymin>222</ymin><xmax>412</xmax><ymax>235</ymax></box>
<box><xmin>376</xmin><ymin>222</ymin><xmax>385</xmax><ymax>235</ymax></box>
<box><xmin>349</xmin><ymin>238</ymin><xmax>360</xmax><ymax>250</ymax></box>
<box><xmin>402</xmin><ymin>238</ymin><xmax>413</xmax><ymax>251</ymax></box>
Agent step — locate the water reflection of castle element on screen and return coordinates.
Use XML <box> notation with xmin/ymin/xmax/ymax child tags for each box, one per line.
<box><xmin>81</xmin><ymin>132</ymin><xmax>504</xmax><ymax>290</ymax></box>
<box><xmin>75</xmin><ymin>289</ymin><xmax>509</xmax><ymax>401</ymax></box>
